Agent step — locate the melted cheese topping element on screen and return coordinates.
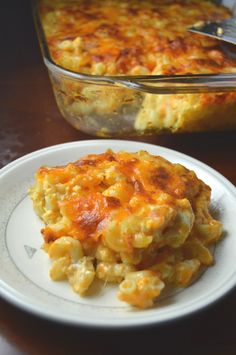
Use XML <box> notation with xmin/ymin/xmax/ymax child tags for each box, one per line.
<box><xmin>30</xmin><ymin>150</ymin><xmax>199</xmax><ymax>241</ymax></box>
<box><xmin>29</xmin><ymin>150</ymin><xmax>222</xmax><ymax>307</ymax></box>
<box><xmin>40</xmin><ymin>0</ymin><xmax>236</xmax><ymax>76</ymax></box>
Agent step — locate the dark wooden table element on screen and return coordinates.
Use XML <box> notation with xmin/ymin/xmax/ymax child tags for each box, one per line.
<box><xmin>1</xmin><ymin>1</ymin><xmax>236</xmax><ymax>354</ymax></box>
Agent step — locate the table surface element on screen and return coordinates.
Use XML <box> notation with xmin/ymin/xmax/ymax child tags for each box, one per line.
<box><xmin>1</xmin><ymin>1</ymin><xmax>236</xmax><ymax>354</ymax></box>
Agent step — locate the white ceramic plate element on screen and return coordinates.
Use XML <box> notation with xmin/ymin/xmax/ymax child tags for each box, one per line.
<box><xmin>0</xmin><ymin>140</ymin><xmax>236</xmax><ymax>328</ymax></box>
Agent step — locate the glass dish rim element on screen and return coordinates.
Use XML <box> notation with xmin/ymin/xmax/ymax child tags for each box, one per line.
<box><xmin>33</xmin><ymin>0</ymin><xmax>236</xmax><ymax>94</ymax></box>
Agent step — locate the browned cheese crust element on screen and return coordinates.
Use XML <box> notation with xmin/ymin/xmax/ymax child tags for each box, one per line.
<box><xmin>40</xmin><ymin>0</ymin><xmax>236</xmax><ymax>133</ymax></box>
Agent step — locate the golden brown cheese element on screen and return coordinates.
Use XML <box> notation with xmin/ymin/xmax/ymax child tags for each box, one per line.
<box><xmin>39</xmin><ymin>0</ymin><xmax>236</xmax><ymax>135</ymax></box>
<box><xmin>29</xmin><ymin>150</ymin><xmax>222</xmax><ymax>308</ymax></box>
<box><xmin>40</xmin><ymin>0</ymin><xmax>235</xmax><ymax>76</ymax></box>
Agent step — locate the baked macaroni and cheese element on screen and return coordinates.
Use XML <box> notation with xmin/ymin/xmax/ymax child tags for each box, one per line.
<box><xmin>39</xmin><ymin>0</ymin><xmax>236</xmax><ymax>135</ymax></box>
<box><xmin>29</xmin><ymin>150</ymin><xmax>222</xmax><ymax>308</ymax></box>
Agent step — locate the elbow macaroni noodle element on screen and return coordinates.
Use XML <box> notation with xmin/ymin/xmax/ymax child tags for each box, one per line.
<box><xmin>29</xmin><ymin>150</ymin><xmax>222</xmax><ymax>308</ymax></box>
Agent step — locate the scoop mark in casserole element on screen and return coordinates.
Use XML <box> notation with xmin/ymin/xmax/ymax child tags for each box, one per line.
<box><xmin>40</xmin><ymin>0</ymin><xmax>236</xmax><ymax>134</ymax></box>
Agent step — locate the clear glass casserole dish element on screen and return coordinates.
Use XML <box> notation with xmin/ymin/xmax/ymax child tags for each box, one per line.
<box><xmin>34</xmin><ymin>0</ymin><xmax>236</xmax><ymax>137</ymax></box>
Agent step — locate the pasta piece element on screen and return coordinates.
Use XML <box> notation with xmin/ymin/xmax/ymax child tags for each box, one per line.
<box><xmin>95</xmin><ymin>244</ymin><xmax>118</xmax><ymax>263</ymax></box>
<box><xmin>150</xmin><ymin>262</ymin><xmax>175</xmax><ymax>282</ymax></box>
<box><xmin>96</xmin><ymin>262</ymin><xmax>135</xmax><ymax>283</ymax></box>
<box><xmin>161</xmin><ymin>199</ymin><xmax>194</xmax><ymax>248</ymax></box>
<box><xmin>118</xmin><ymin>271</ymin><xmax>165</xmax><ymax>308</ymax></box>
<box><xmin>67</xmin><ymin>257</ymin><xmax>95</xmax><ymax>295</ymax></box>
<box><xmin>196</xmin><ymin>221</ymin><xmax>222</xmax><ymax>245</ymax></box>
<box><xmin>120</xmin><ymin>250</ymin><xmax>142</xmax><ymax>265</ymax></box>
<box><xmin>102</xmin><ymin>181</ymin><xmax>134</xmax><ymax>204</ymax></box>
<box><xmin>50</xmin><ymin>256</ymin><xmax>71</xmax><ymax>281</ymax></box>
<box><xmin>132</xmin><ymin>233</ymin><xmax>153</xmax><ymax>249</ymax></box>
<box><xmin>182</xmin><ymin>239</ymin><xmax>213</xmax><ymax>265</ymax></box>
<box><xmin>48</xmin><ymin>236</ymin><xmax>83</xmax><ymax>261</ymax></box>
<box><xmin>173</xmin><ymin>259</ymin><xmax>201</xmax><ymax>286</ymax></box>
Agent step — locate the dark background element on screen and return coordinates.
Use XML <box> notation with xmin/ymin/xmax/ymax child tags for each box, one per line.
<box><xmin>0</xmin><ymin>1</ymin><xmax>236</xmax><ymax>354</ymax></box>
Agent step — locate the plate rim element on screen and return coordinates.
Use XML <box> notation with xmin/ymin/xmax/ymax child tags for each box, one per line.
<box><xmin>0</xmin><ymin>139</ymin><xmax>236</xmax><ymax>328</ymax></box>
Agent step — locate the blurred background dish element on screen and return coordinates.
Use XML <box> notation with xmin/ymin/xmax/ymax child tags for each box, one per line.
<box><xmin>34</xmin><ymin>0</ymin><xmax>236</xmax><ymax>137</ymax></box>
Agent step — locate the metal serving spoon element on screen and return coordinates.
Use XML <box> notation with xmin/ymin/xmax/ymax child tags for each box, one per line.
<box><xmin>189</xmin><ymin>18</ymin><xmax>236</xmax><ymax>45</ymax></box>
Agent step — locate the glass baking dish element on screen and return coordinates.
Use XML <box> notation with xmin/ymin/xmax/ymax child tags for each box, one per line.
<box><xmin>34</xmin><ymin>0</ymin><xmax>236</xmax><ymax>137</ymax></box>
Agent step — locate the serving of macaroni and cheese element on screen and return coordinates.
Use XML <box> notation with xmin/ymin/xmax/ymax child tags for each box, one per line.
<box><xmin>29</xmin><ymin>150</ymin><xmax>222</xmax><ymax>308</ymax></box>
